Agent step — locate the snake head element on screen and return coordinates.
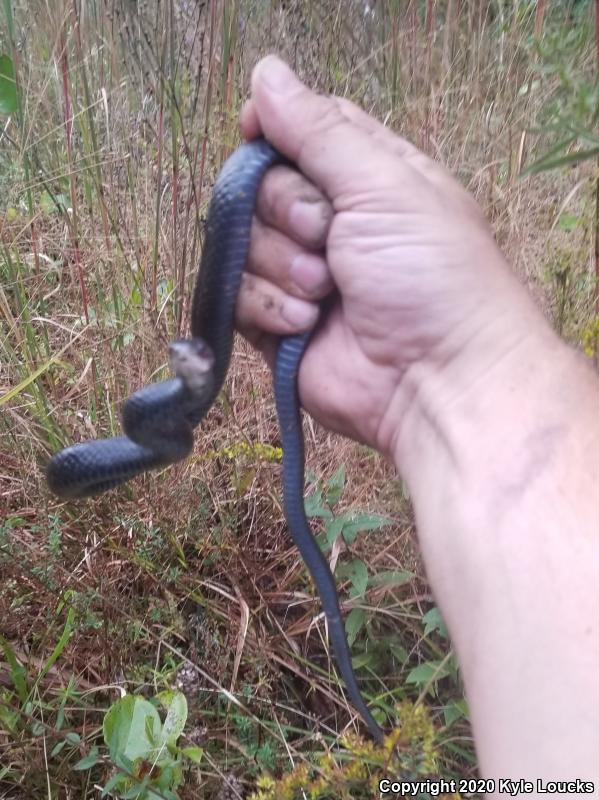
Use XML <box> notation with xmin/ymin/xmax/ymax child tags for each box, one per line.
<box><xmin>169</xmin><ymin>339</ymin><xmax>215</xmax><ymax>395</ymax></box>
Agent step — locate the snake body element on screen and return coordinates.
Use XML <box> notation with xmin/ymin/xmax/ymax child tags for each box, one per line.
<box><xmin>46</xmin><ymin>138</ymin><xmax>384</xmax><ymax>743</ymax></box>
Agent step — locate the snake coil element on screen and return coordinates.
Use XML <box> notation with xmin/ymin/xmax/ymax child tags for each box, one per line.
<box><xmin>46</xmin><ymin>138</ymin><xmax>384</xmax><ymax>744</ymax></box>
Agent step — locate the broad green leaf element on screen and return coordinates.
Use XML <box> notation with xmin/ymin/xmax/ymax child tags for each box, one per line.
<box><xmin>325</xmin><ymin>515</ymin><xmax>346</xmax><ymax>547</ymax></box>
<box><xmin>103</xmin><ymin>695</ymin><xmax>162</xmax><ymax>762</ymax></box>
<box><xmin>156</xmin><ymin>690</ymin><xmax>187</xmax><ymax>747</ymax></box>
<box><xmin>389</xmin><ymin>642</ymin><xmax>409</xmax><ymax>664</ymax></box>
<box><xmin>406</xmin><ymin>659</ymin><xmax>451</xmax><ymax>689</ymax></box>
<box><xmin>50</xmin><ymin>739</ymin><xmax>67</xmax><ymax>757</ymax></box>
<box><xmin>304</xmin><ymin>489</ymin><xmax>331</xmax><ymax>519</ymax></box>
<box><xmin>337</xmin><ymin>559</ymin><xmax>368</xmax><ymax>599</ymax></box>
<box><xmin>73</xmin><ymin>746</ymin><xmax>100</xmax><ymax>770</ymax></box>
<box><xmin>351</xmin><ymin>650</ymin><xmax>376</xmax><ymax>669</ymax></box>
<box><xmin>325</xmin><ymin>465</ymin><xmax>345</xmax><ymax>506</ymax></box>
<box><xmin>368</xmin><ymin>570</ymin><xmax>413</xmax><ymax>588</ymax></box>
<box><xmin>145</xmin><ymin>712</ymin><xmax>159</xmax><ymax>746</ymax></box>
<box><xmin>345</xmin><ymin>607</ymin><xmax>366</xmax><ymax>646</ymax></box>
<box><xmin>341</xmin><ymin>513</ymin><xmax>392</xmax><ymax>545</ymax></box>
<box><xmin>182</xmin><ymin>746</ymin><xmax>203</xmax><ymax>764</ymax></box>
<box><xmin>0</xmin><ymin>55</ymin><xmax>17</xmax><ymax>115</ymax></box>
<box><xmin>443</xmin><ymin>697</ymin><xmax>469</xmax><ymax>726</ymax></box>
<box><xmin>422</xmin><ymin>607</ymin><xmax>448</xmax><ymax>639</ymax></box>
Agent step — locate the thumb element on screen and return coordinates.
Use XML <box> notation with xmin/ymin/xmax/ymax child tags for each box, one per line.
<box><xmin>249</xmin><ymin>55</ymin><xmax>404</xmax><ymax>200</ymax></box>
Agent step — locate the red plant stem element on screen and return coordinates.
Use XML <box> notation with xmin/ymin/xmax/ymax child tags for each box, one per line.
<box><xmin>534</xmin><ymin>0</ymin><xmax>545</xmax><ymax>39</ymax></box>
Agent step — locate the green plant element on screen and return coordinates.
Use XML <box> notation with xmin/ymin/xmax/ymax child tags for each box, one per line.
<box><xmin>523</xmin><ymin>20</ymin><xmax>599</xmax><ymax>174</ymax></box>
<box><xmin>100</xmin><ymin>691</ymin><xmax>202</xmax><ymax>800</ymax></box>
<box><xmin>0</xmin><ymin>53</ymin><xmax>17</xmax><ymax>114</ymax></box>
<box><xmin>249</xmin><ymin>702</ymin><xmax>454</xmax><ymax>800</ymax></box>
<box><xmin>304</xmin><ymin>466</ymin><xmax>410</xmax><ymax>651</ymax></box>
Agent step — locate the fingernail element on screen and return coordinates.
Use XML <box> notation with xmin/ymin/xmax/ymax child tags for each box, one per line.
<box><xmin>257</xmin><ymin>55</ymin><xmax>298</xmax><ymax>94</ymax></box>
<box><xmin>281</xmin><ymin>296</ymin><xmax>318</xmax><ymax>328</ymax></box>
<box><xmin>289</xmin><ymin>200</ymin><xmax>331</xmax><ymax>247</ymax></box>
<box><xmin>290</xmin><ymin>254</ymin><xmax>329</xmax><ymax>294</ymax></box>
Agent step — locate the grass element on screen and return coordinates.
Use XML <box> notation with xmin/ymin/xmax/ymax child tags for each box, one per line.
<box><xmin>0</xmin><ymin>0</ymin><xmax>597</xmax><ymax>797</ymax></box>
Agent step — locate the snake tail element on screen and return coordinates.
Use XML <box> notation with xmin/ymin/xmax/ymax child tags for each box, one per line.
<box><xmin>274</xmin><ymin>334</ymin><xmax>385</xmax><ymax>745</ymax></box>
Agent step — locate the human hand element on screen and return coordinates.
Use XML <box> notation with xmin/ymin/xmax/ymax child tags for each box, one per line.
<box><xmin>236</xmin><ymin>55</ymin><xmax>549</xmax><ymax>462</ymax></box>
<box><xmin>235</xmin><ymin>58</ymin><xmax>599</xmax><ymax>782</ymax></box>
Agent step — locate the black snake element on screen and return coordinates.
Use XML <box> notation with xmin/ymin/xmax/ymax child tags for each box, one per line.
<box><xmin>46</xmin><ymin>138</ymin><xmax>384</xmax><ymax>744</ymax></box>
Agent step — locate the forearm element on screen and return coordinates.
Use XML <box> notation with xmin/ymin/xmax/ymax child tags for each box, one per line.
<box><xmin>395</xmin><ymin>312</ymin><xmax>599</xmax><ymax>780</ymax></box>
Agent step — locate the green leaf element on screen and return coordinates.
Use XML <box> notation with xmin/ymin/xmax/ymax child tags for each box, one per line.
<box><xmin>0</xmin><ymin>55</ymin><xmax>17</xmax><ymax>115</ymax></box>
<box><xmin>368</xmin><ymin>569</ymin><xmax>413</xmax><ymax>588</ymax></box>
<box><xmin>0</xmin><ymin>634</ymin><xmax>28</xmax><ymax>702</ymax></box>
<box><xmin>155</xmin><ymin>690</ymin><xmax>187</xmax><ymax>747</ymax></box>
<box><xmin>389</xmin><ymin>642</ymin><xmax>409</xmax><ymax>664</ymax></box>
<box><xmin>121</xmin><ymin>782</ymin><xmax>148</xmax><ymax>799</ymax></box>
<box><xmin>325</xmin><ymin>515</ymin><xmax>347</xmax><ymax>548</ymax></box>
<box><xmin>345</xmin><ymin>608</ymin><xmax>366</xmax><ymax>646</ymax></box>
<box><xmin>73</xmin><ymin>746</ymin><xmax>100</xmax><ymax>770</ymax></box>
<box><xmin>406</xmin><ymin>660</ymin><xmax>451</xmax><ymax>690</ymax></box>
<box><xmin>443</xmin><ymin>698</ymin><xmax>469</xmax><ymax>726</ymax></box>
<box><xmin>523</xmin><ymin>144</ymin><xmax>599</xmax><ymax>176</ymax></box>
<box><xmin>0</xmin><ymin>691</ymin><xmax>19</xmax><ymax>733</ymax></box>
<box><xmin>341</xmin><ymin>512</ymin><xmax>392</xmax><ymax>545</ymax></box>
<box><xmin>351</xmin><ymin>650</ymin><xmax>376</xmax><ymax>669</ymax></box>
<box><xmin>50</xmin><ymin>740</ymin><xmax>67</xmax><ymax>757</ymax></box>
<box><xmin>181</xmin><ymin>746</ymin><xmax>203</xmax><ymax>764</ymax></box>
<box><xmin>558</xmin><ymin>213</ymin><xmax>581</xmax><ymax>231</ymax></box>
<box><xmin>145</xmin><ymin>713</ymin><xmax>158</xmax><ymax>746</ymax></box>
<box><xmin>325</xmin><ymin>465</ymin><xmax>346</xmax><ymax>506</ymax></box>
<box><xmin>34</xmin><ymin>606</ymin><xmax>75</xmax><ymax>689</ymax></box>
<box><xmin>103</xmin><ymin>695</ymin><xmax>162</xmax><ymax>762</ymax></box>
<box><xmin>422</xmin><ymin>607</ymin><xmax>448</xmax><ymax>639</ymax></box>
<box><xmin>304</xmin><ymin>490</ymin><xmax>332</xmax><ymax>519</ymax></box>
<box><xmin>337</xmin><ymin>559</ymin><xmax>368</xmax><ymax>599</ymax></box>
<box><xmin>101</xmin><ymin>773</ymin><xmax>125</xmax><ymax>796</ymax></box>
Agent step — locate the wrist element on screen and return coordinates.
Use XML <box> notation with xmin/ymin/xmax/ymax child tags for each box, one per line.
<box><xmin>390</xmin><ymin>308</ymin><xmax>599</xmax><ymax>777</ymax></box>
<box><xmin>389</xmin><ymin>281</ymin><xmax>564</xmax><ymax>493</ymax></box>
<box><xmin>386</xmin><ymin>294</ymin><xmax>582</xmax><ymax>578</ymax></box>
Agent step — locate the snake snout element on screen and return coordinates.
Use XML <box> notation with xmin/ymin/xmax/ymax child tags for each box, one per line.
<box><xmin>169</xmin><ymin>339</ymin><xmax>215</xmax><ymax>373</ymax></box>
<box><xmin>169</xmin><ymin>339</ymin><xmax>215</xmax><ymax>402</ymax></box>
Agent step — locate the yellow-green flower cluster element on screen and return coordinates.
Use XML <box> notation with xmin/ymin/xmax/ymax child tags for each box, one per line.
<box><xmin>194</xmin><ymin>441</ymin><xmax>283</xmax><ymax>463</ymax></box>
<box><xmin>581</xmin><ymin>316</ymin><xmax>599</xmax><ymax>359</ymax></box>
<box><xmin>248</xmin><ymin>703</ymin><xmax>453</xmax><ymax>800</ymax></box>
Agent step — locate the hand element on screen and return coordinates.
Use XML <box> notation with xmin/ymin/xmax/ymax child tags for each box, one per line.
<box><xmin>237</xmin><ymin>57</ymin><xmax>599</xmax><ymax>781</ymax></box>
<box><xmin>236</xmin><ymin>55</ymin><xmax>548</xmax><ymax>461</ymax></box>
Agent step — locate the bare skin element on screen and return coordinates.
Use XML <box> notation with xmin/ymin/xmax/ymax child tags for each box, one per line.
<box><xmin>236</xmin><ymin>55</ymin><xmax>599</xmax><ymax>787</ymax></box>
